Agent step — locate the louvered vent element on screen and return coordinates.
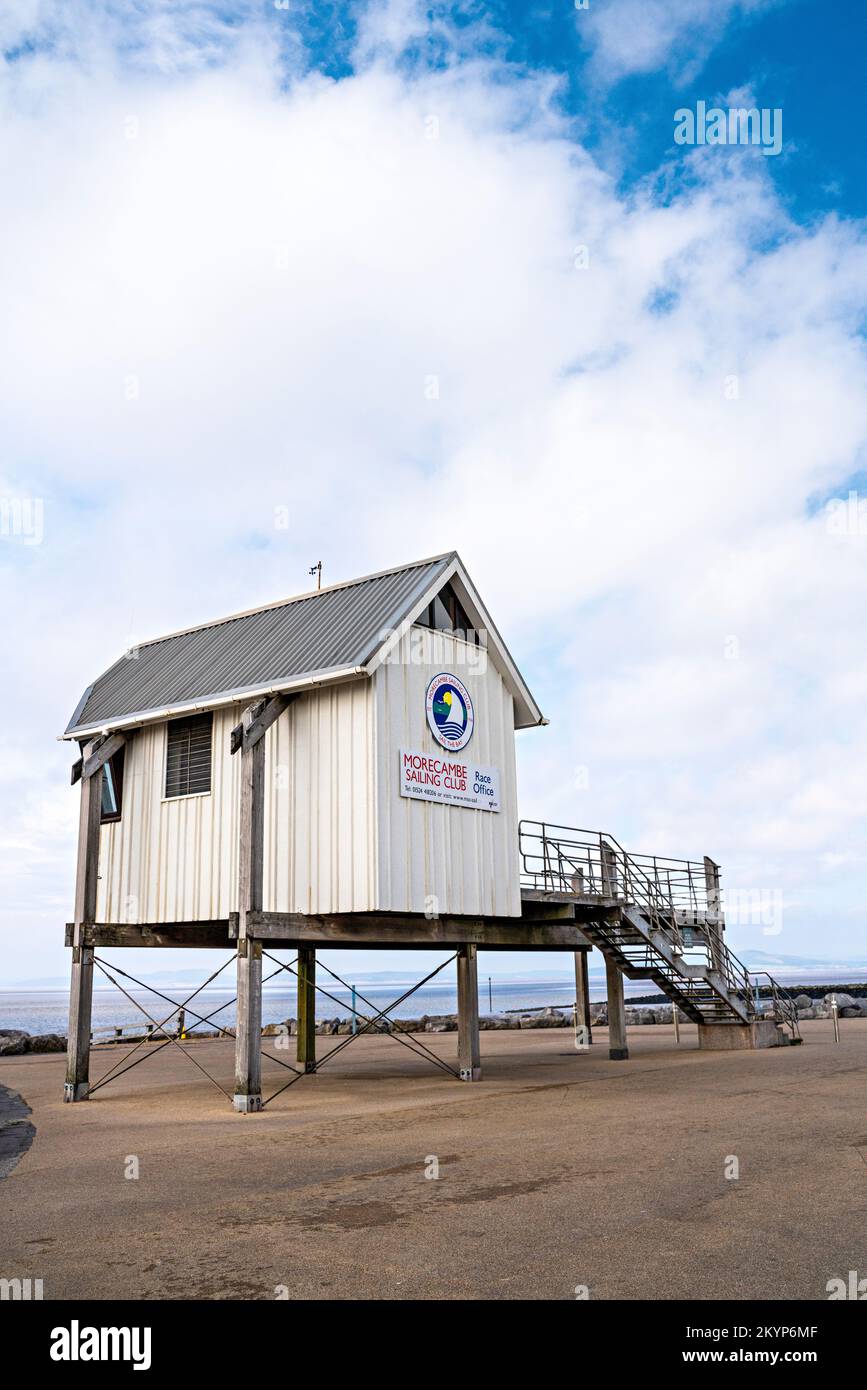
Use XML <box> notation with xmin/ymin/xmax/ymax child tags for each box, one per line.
<box><xmin>165</xmin><ymin>712</ymin><xmax>213</xmax><ymax>798</ymax></box>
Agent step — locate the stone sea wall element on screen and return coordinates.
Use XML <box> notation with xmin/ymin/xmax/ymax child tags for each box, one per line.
<box><xmin>3</xmin><ymin>992</ymin><xmax>862</xmax><ymax>1053</ymax></box>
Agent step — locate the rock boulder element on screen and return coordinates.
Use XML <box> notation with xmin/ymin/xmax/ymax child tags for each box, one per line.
<box><xmin>0</xmin><ymin>1030</ymin><xmax>29</xmax><ymax>1056</ymax></box>
<box><xmin>27</xmin><ymin>1033</ymin><xmax>66</xmax><ymax>1053</ymax></box>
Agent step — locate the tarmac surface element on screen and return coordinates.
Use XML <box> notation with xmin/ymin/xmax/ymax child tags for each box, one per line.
<box><xmin>0</xmin><ymin>1020</ymin><xmax>865</xmax><ymax>1301</ymax></box>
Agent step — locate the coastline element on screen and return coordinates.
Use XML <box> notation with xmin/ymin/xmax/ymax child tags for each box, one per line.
<box><xmin>2</xmin><ymin>981</ymin><xmax>863</xmax><ymax>1053</ymax></box>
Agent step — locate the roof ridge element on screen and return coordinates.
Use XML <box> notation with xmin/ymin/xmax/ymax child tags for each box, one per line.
<box><xmin>131</xmin><ymin>551</ymin><xmax>456</xmax><ymax>652</ymax></box>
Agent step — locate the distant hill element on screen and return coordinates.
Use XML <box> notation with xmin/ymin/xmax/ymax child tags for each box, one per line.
<box><xmin>737</xmin><ymin>949</ymin><xmax>867</xmax><ymax>972</ymax></box>
<box><xmin>8</xmin><ymin>949</ymin><xmax>867</xmax><ymax>990</ymax></box>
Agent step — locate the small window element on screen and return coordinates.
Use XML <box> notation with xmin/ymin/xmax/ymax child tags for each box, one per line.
<box><xmin>100</xmin><ymin>748</ymin><xmax>124</xmax><ymax>823</ymax></box>
<box><xmin>165</xmin><ymin>713</ymin><xmax>213</xmax><ymax>798</ymax></box>
<box><xmin>417</xmin><ymin>582</ymin><xmax>477</xmax><ymax>644</ymax></box>
<box><xmin>431</xmin><ymin>593</ymin><xmax>452</xmax><ymax>631</ymax></box>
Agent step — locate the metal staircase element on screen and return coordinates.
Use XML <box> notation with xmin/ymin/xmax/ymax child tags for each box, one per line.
<box><xmin>519</xmin><ymin>822</ymin><xmax>799</xmax><ymax>1039</ymax></box>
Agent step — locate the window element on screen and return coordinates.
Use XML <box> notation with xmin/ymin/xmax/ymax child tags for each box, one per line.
<box><xmin>100</xmin><ymin>748</ymin><xmax>124</xmax><ymax>823</ymax></box>
<box><xmin>417</xmin><ymin>581</ymin><xmax>477</xmax><ymax>644</ymax></box>
<box><xmin>165</xmin><ymin>712</ymin><xmax>213</xmax><ymax>798</ymax></box>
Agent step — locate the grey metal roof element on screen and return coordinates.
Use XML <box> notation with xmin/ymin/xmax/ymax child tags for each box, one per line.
<box><xmin>65</xmin><ymin>554</ymin><xmax>454</xmax><ymax>737</ymax></box>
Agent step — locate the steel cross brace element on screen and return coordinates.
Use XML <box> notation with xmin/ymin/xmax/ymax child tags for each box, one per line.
<box><xmin>264</xmin><ymin>949</ymin><xmax>460</xmax><ymax>1078</ymax></box>
<box><xmin>259</xmin><ymin>951</ymin><xmax>461</xmax><ymax>1106</ymax></box>
<box><xmin>311</xmin><ymin>954</ymin><xmax>462</xmax><ymax>1077</ymax></box>
<box><xmin>88</xmin><ymin>954</ymin><xmax>303</xmax><ymax>1099</ymax></box>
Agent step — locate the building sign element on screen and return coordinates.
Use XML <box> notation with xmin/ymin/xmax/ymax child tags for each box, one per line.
<box><xmin>425</xmin><ymin>672</ymin><xmax>474</xmax><ymax>751</ymax></box>
<box><xmin>399</xmin><ymin>750</ymin><xmax>501</xmax><ymax>812</ymax></box>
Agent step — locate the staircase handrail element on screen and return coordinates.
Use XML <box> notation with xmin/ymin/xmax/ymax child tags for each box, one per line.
<box><xmin>599</xmin><ymin>831</ymin><xmax>687</xmax><ymax>956</ymax></box>
<box><xmin>744</xmin><ymin>969</ymin><xmax>801</xmax><ymax>1039</ymax></box>
<box><xmin>519</xmin><ymin>821</ymin><xmax>800</xmax><ymax>1039</ymax></box>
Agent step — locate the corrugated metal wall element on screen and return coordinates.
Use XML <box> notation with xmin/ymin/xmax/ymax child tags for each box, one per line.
<box><xmin>96</xmin><ymin>683</ymin><xmax>376</xmax><ymax>921</ymax></box>
<box><xmin>97</xmin><ymin>711</ymin><xmax>239</xmax><ymax>923</ymax></box>
<box><xmin>95</xmin><ymin>629</ymin><xmax>521</xmax><ymax>922</ymax></box>
<box><xmin>264</xmin><ymin>680</ymin><xmax>376</xmax><ymax>914</ymax></box>
<box><xmin>373</xmin><ymin>628</ymin><xmax>521</xmax><ymax>917</ymax></box>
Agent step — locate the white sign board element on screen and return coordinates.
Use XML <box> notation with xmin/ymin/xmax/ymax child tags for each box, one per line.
<box><xmin>399</xmin><ymin>749</ymin><xmax>501</xmax><ymax>812</ymax></box>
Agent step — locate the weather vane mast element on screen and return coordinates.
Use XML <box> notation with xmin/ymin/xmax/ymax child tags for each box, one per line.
<box><xmin>309</xmin><ymin>560</ymin><xmax>322</xmax><ymax>590</ymax></box>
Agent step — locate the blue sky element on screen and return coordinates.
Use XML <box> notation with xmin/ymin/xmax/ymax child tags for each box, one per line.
<box><xmin>1</xmin><ymin>0</ymin><xmax>866</xmax><ymax>983</ymax></box>
<box><xmin>277</xmin><ymin>0</ymin><xmax>867</xmax><ymax>218</ymax></box>
<box><xmin>499</xmin><ymin>0</ymin><xmax>866</xmax><ymax>219</ymax></box>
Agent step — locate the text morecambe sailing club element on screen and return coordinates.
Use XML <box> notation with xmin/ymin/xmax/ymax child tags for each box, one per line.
<box><xmin>402</xmin><ymin>751</ymin><xmax>471</xmax><ymax>791</ymax></box>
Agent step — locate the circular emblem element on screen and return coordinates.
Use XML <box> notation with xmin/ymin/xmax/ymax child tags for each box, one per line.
<box><xmin>425</xmin><ymin>673</ymin><xmax>474</xmax><ymax>751</ymax></box>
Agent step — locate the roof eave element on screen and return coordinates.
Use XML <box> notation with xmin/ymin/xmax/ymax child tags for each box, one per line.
<box><xmin>58</xmin><ymin>664</ymin><xmax>369</xmax><ymax>741</ymax></box>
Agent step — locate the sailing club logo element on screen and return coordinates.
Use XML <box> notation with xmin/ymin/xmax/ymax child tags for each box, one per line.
<box><xmin>425</xmin><ymin>673</ymin><xmax>474</xmax><ymax>751</ymax></box>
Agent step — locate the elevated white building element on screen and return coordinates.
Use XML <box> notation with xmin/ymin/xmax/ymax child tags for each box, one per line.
<box><xmin>61</xmin><ymin>552</ymin><xmax>799</xmax><ymax>1111</ymax></box>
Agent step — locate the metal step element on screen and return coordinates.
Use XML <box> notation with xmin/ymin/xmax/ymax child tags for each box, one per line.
<box><xmin>579</xmin><ymin>912</ymin><xmax>747</xmax><ymax>1025</ymax></box>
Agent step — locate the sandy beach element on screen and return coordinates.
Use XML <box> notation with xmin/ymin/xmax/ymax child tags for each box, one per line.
<box><xmin>1</xmin><ymin>1019</ymin><xmax>865</xmax><ymax>1301</ymax></box>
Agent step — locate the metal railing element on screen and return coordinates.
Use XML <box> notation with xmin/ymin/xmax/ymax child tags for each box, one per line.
<box><xmin>519</xmin><ymin>821</ymin><xmax>700</xmax><ymax>956</ymax></box>
<box><xmin>519</xmin><ymin>821</ymin><xmax>800</xmax><ymax>1038</ymax></box>
<box><xmin>748</xmin><ymin>971</ymin><xmax>801</xmax><ymax>1038</ymax></box>
<box><xmin>520</xmin><ymin>822</ymin><xmax>710</xmax><ymax>906</ymax></box>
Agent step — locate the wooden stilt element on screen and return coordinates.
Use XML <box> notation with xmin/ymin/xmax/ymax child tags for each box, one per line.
<box><xmin>234</xmin><ymin>939</ymin><xmax>263</xmax><ymax>1111</ymax></box>
<box><xmin>704</xmin><ymin>856</ymin><xmax>725</xmax><ymax>976</ymax></box>
<box><xmin>574</xmin><ymin>948</ymin><xmax>592</xmax><ymax>1048</ymax></box>
<box><xmin>605</xmin><ymin>955</ymin><xmax>628</xmax><ymax>1060</ymax></box>
<box><xmin>457</xmin><ymin>944</ymin><xmax>481</xmax><ymax>1081</ymax></box>
<box><xmin>65</xmin><ymin>738</ymin><xmax>102</xmax><ymax>1102</ymax></box>
<box><xmin>601</xmin><ymin>842</ymin><xmax>619</xmax><ymax>898</ymax></box>
<box><xmin>234</xmin><ymin>704</ymin><xmax>265</xmax><ymax>1112</ymax></box>
<box><xmin>297</xmin><ymin>947</ymin><xmax>316</xmax><ymax>1072</ymax></box>
<box><xmin>65</xmin><ymin>946</ymin><xmax>95</xmax><ymax>1101</ymax></box>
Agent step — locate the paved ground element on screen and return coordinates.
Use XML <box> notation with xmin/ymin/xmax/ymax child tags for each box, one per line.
<box><xmin>0</xmin><ymin>1021</ymin><xmax>865</xmax><ymax>1301</ymax></box>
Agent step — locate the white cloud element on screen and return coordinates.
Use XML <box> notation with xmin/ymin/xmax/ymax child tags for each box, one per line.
<box><xmin>1</xmin><ymin>12</ymin><xmax>866</xmax><ymax>984</ymax></box>
<box><xmin>0</xmin><ymin>1</ymin><xmax>276</xmax><ymax>73</ymax></box>
<box><xmin>578</xmin><ymin>0</ymin><xmax>786</xmax><ymax>84</ymax></box>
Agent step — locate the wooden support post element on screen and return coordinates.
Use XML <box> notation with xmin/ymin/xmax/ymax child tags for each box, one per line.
<box><xmin>234</xmin><ymin>938</ymin><xmax>263</xmax><ymax>1111</ymax></box>
<box><xmin>704</xmin><ymin>856</ymin><xmax>724</xmax><ymax>976</ymax></box>
<box><xmin>234</xmin><ymin>704</ymin><xmax>265</xmax><ymax>1112</ymax></box>
<box><xmin>704</xmin><ymin>856</ymin><xmax>721</xmax><ymax>915</ymax></box>
<box><xmin>65</xmin><ymin>946</ymin><xmax>95</xmax><ymax>1101</ymax></box>
<box><xmin>297</xmin><ymin>947</ymin><xmax>316</xmax><ymax>1072</ymax></box>
<box><xmin>457</xmin><ymin>945</ymin><xmax>481</xmax><ymax>1081</ymax></box>
<box><xmin>237</xmin><ymin>704</ymin><xmax>265</xmax><ymax>943</ymax></box>
<box><xmin>605</xmin><ymin>955</ymin><xmax>628</xmax><ymax>1059</ymax></box>
<box><xmin>574</xmin><ymin>949</ymin><xmax>592</xmax><ymax>1047</ymax></box>
<box><xmin>601</xmin><ymin>842</ymin><xmax>619</xmax><ymax>898</ymax></box>
<box><xmin>230</xmin><ymin>692</ymin><xmax>296</xmax><ymax>755</ymax></box>
<box><xmin>65</xmin><ymin>738</ymin><xmax>103</xmax><ymax>1102</ymax></box>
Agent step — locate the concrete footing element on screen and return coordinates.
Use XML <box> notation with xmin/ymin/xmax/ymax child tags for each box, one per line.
<box><xmin>233</xmin><ymin>1093</ymin><xmax>263</xmax><ymax>1113</ymax></box>
<box><xmin>698</xmin><ymin>1020</ymin><xmax>792</xmax><ymax>1051</ymax></box>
